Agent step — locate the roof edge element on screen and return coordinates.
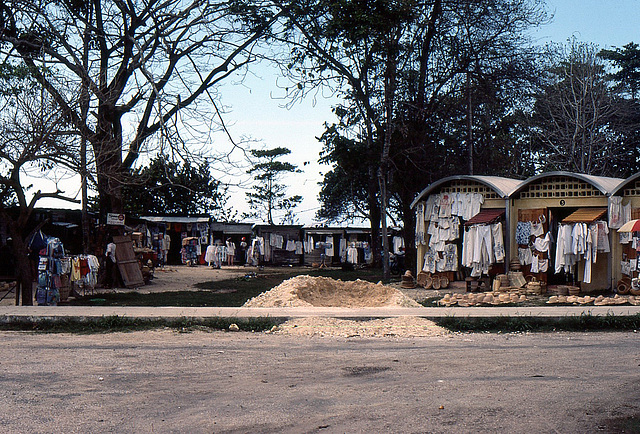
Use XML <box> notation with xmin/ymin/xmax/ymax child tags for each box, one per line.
<box><xmin>512</xmin><ymin>171</ymin><xmax>624</xmax><ymax>196</ymax></box>
<box><xmin>410</xmin><ymin>175</ymin><xmax>520</xmax><ymax>208</ymax></box>
<box><xmin>611</xmin><ymin>172</ymin><xmax>640</xmax><ymax>196</ymax></box>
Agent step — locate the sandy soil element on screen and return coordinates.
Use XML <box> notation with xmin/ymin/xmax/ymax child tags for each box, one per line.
<box><xmin>243</xmin><ymin>275</ymin><xmax>422</xmax><ymax>308</ymax></box>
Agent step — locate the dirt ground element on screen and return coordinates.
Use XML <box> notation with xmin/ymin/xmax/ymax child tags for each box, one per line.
<box><xmin>0</xmin><ymin>330</ymin><xmax>637</xmax><ymax>433</ymax></box>
<box><xmin>0</xmin><ymin>267</ymin><xmax>638</xmax><ymax>432</ymax></box>
<box><xmin>130</xmin><ymin>265</ymin><xmax>253</xmax><ymax>293</ymax></box>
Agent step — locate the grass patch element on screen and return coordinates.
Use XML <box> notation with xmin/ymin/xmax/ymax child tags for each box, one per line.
<box><xmin>0</xmin><ymin>315</ymin><xmax>281</xmax><ymax>334</ymax></box>
<box><xmin>435</xmin><ymin>313</ymin><xmax>640</xmax><ymax>332</ymax></box>
<box><xmin>68</xmin><ymin>267</ymin><xmax>391</xmax><ymax>307</ymax></box>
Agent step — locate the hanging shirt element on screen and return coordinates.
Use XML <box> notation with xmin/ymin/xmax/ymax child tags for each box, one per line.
<box><xmin>393</xmin><ymin>236</ymin><xmax>404</xmax><ymax>254</ymax></box>
<box><xmin>530</xmin><ymin>221</ymin><xmax>545</xmax><ymax>237</ymax></box>
<box><xmin>571</xmin><ymin>223</ymin><xmax>586</xmax><ymax>255</ymax></box>
<box><xmin>325</xmin><ymin>236</ymin><xmax>334</xmax><ymax>257</ymax></box>
<box><xmin>438</xmin><ymin>194</ymin><xmax>452</xmax><ymax>218</ymax></box>
<box><xmin>533</xmin><ymin>233</ymin><xmax>552</xmax><ymax>253</ymax></box>
<box><xmin>105</xmin><ymin>242</ymin><xmax>117</xmax><ymax>263</ymax></box>
<box><xmin>596</xmin><ymin>221</ymin><xmax>610</xmax><ymax>252</ymax></box>
<box><xmin>443</xmin><ymin>243</ymin><xmax>458</xmax><ymax>272</ymax></box>
<box><xmin>346</xmin><ymin>246</ymin><xmax>358</xmax><ymax>264</ymax></box>
<box><xmin>469</xmin><ymin>193</ymin><xmax>484</xmax><ymax>220</ymax></box>
<box><xmin>515</xmin><ymin>221</ymin><xmax>531</xmax><ymax>245</ymax></box>
<box><xmin>422</xmin><ymin>248</ymin><xmax>437</xmax><ymax>273</ymax></box>
<box><xmin>450</xmin><ymin>217</ymin><xmax>460</xmax><ymax>241</ymax></box>
<box><xmin>415</xmin><ymin>203</ymin><xmax>427</xmax><ymax>245</ymax></box>
<box><xmin>609</xmin><ymin>196</ymin><xmax>623</xmax><ymax>229</ymax></box>
<box><xmin>226</xmin><ymin>241</ymin><xmax>235</xmax><ymax>256</ymax></box>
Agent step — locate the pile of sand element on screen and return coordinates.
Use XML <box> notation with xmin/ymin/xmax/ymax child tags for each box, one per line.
<box><xmin>243</xmin><ymin>275</ymin><xmax>422</xmax><ymax>308</ymax></box>
<box><xmin>272</xmin><ymin>316</ymin><xmax>449</xmax><ymax>338</ymax></box>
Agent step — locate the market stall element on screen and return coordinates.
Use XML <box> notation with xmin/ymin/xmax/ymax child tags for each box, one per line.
<box><xmin>509</xmin><ymin>172</ymin><xmax>623</xmax><ymax>292</ymax></box>
<box><xmin>141</xmin><ymin>216</ymin><xmax>210</xmax><ymax>265</ymax></box>
<box><xmin>609</xmin><ymin>173</ymin><xmax>640</xmax><ymax>290</ymax></box>
<box><xmin>253</xmin><ymin>224</ymin><xmax>303</xmax><ymax>266</ymax></box>
<box><xmin>411</xmin><ymin>175</ymin><xmax>520</xmax><ymax>284</ymax></box>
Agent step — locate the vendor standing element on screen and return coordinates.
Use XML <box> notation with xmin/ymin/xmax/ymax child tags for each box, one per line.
<box><xmin>225</xmin><ymin>238</ymin><xmax>235</xmax><ymax>266</ymax></box>
<box><xmin>104</xmin><ymin>237</ymin><xmax>117</xmax><ymax>288</ymax></box>
<box><xmin>0</xmin><ymin>238</ymin><xmax>14</xmax><ymax>276</ymax></box>
<box><xmin>239</xmin><ymin>237</ymin><xmax>247</xmax><ymax>264</ymax></box>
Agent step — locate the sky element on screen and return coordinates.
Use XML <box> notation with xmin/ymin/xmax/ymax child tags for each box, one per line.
<box><xmin>35</xmin><ymin>0</ymin><xmax>640</xmax><ymax>225</ymax></box>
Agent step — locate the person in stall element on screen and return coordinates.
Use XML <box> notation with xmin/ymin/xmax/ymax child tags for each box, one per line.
<box><xmin>226</xmin><ymin>238</ymin><xmax>236</xmax><ymax>266</ymax></box>
<box><xmin>104</xmin><ymin>236</ymin><xmax>117</xmax><ymax>288</ymax></box>
<box><xmin>0</xmin><ymin>238</ymin><xmax>14</xmax><ymax>277</ymax></box>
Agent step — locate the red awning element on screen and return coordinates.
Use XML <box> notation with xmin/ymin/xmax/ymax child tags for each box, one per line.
<box><xmin>464</xmin><ymin>208</ymin><xmax>505</xmax><ymax>226</ymax></box>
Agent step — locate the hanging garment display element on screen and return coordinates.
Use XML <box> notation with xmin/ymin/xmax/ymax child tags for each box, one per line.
<box><xmin>346</xmin><ymin>245</ymin><xmax>358</xmax><ymax>264</ymax></box>
<box><xmin>325</xmin><ymin>236</ymin><xmax>334</xmax><ymax>257</ymax></box>
<box><xmin>393</xmin><ymin>236</ymin><xmax>405</xmax><ymax>254</ymax></box>
<box><xmin>422</xmin><ymin>248</ymin><xmax>437</xmax><ymax>273</ymax></box>
<box><xmin>596</xmin><ymin>221</ymin><xmax>610</xmax><ymax>251</ymax></box>
<box><xmin>533</xmin><ymin>232</ymin><xmax>552</xmax><ymax>253</ymax></box>
<box><xmin>554</xmin><ymin>221</ymin><xmax>604</xmax><ymax>282</ymax></box>
<box><xmin>608</xmin><ymin>196</ymin><xmax>623</xmax><ymax>229</ymax></box>
<box><xmin>515</xmin><ymin>221</ymin><xmax>531</xmax><ymax>245</ymax></box>
<box><xmin>285</xmin><ymin>239</ymin><xmax>296</xmax><ymax>251</ymax></box>
<box><xmin>415</xmin><ymin>203</ymin><xmax>427</xmax><ymax>246</ymax></box>
<box><xmin>492</xmin><ymin>222</ymin><xmax>505</xmax><ymax>262</ymax></box>
<box><xmin>461</xmin><ymin>221</ymin><xmax>505</xmax><ymax>277</ymax></box>
<box><xmin>518</xmin><ymin>247</ymin><xmax>533</xmax><ymax>266</ymax></box>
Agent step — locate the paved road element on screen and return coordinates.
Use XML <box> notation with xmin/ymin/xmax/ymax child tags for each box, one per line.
<box><xmin>0</xmin><ymin>330</ymin><xmax>637</xmax><ymax>433</ymax></box>
<box><xmin>0</xmin><ymin>305</ymin><xmax>638</xmax><ymax>320</ymax></box>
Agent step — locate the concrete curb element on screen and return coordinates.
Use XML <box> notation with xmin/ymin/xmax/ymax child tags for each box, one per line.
<box><xmin>0</xmin><ymin>305</ymin><xmax>638</xmax><ymax>321</ymax></box>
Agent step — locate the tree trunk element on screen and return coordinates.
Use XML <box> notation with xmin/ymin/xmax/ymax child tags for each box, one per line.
<box><xmin>8</xmin><ymin>228</ymin><xmax>33</xmax><ymax>306</ymax></box>
<box><xmin>401</xmin><ymin>193</ymin><xmax>417</xmax><ymax>274</ymax></box>
<box><xmin>467</xmin><ymin>70</ymin><xmax>474</xmax><ymax>175</ymax></box>
<box><xmin>367</xmin><ymin>163</ymin><xmax>382</xmax><ymax>268</ymax></box>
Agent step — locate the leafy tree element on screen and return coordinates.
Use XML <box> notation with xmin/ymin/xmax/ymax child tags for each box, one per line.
<box><xmin>0</xmin><ymin>62</ymin><xmax>80</xmax><ymax>304</ymax></box>
<box><xmin>316</xmin><ymin>124</ymin><xmax>371</xmax><ymax>223</ymax></box>
<box><xmin>599</xmin><ymin>42</ymin><xmax>640</xmax><ymax>174</ymax></box>
<box><xmin>0</xmin><ymin>0</ymin><xmax>280</xmax><ymax>219</ymax></box>
<box><xmin>122</xmin><ymin>155</ymin><xmax>235</xmax><ymax>219</ymax></box>
<box><xmin>275</xmin><ymin>0</ymin><xmax>547</xmax><ymax>274</ymax></box>
<box><xmin>244</xmin><ymin>147</ymin><xmax>302</xmax><ymax>225</ymax></box>
<box><xmin>600</xmin><ymin>42</ymin><xmax>640</xmax><ymax>99</ymax></box>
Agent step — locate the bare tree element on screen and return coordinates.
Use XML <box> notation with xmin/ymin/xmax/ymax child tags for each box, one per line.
<box><xmin>531</xmin><ymin>39</ymin><xmax>628</xmax><ymax>175</ymax></box>
<box><xmin>0</xmin><ymin>0</ymin><xmax>280</xmax><ymax>217</ymax></box>
<box><xmin>0</xmin><ymin>64</ymin><xmax>80</xmax><ymax>304</ymax></box>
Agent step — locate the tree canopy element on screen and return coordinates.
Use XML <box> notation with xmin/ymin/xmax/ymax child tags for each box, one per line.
<box><xmin>122</xmin><ymin>155</ymin><xmax>233</xmax><ymax>219</ymax></box>
<box><xmin>244</xmin><ymin>147</ymin><xmax>302</xmax><ymax>225</ymax></box>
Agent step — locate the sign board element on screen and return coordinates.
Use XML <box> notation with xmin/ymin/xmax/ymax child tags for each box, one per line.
<box><xmin>107</xmin><ymin>213</ymin><xmax>126</xmax><ymax>226</ymax></box>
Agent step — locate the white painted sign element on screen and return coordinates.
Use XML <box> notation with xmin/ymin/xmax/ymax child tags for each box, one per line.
<box><xmin>107</xmin><ymin>213</ymin><xmax>126</xmax><ymax>226</ymax></box>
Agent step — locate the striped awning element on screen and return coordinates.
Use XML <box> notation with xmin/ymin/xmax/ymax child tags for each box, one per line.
<box><xmin>561</xmin><ymin>208</ymin><xmax>607</xmax><ymax>224</ymax></box>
